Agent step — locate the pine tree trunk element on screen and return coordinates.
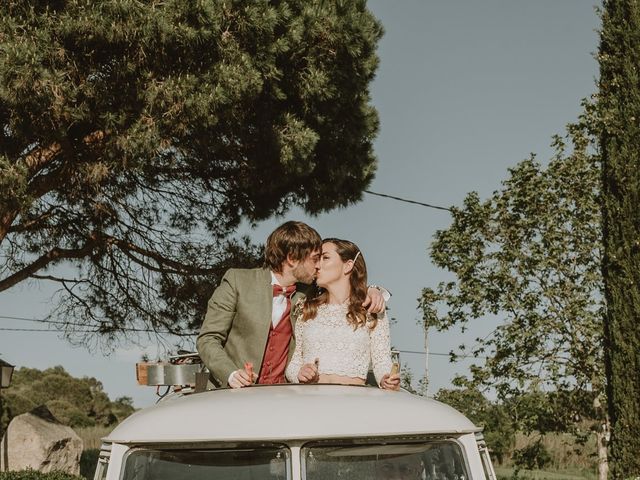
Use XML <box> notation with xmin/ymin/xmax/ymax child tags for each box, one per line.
<box><xmin>599</xmin><ymin>1</ymin><xmax>640</xmax><ymax>477</ymax></box>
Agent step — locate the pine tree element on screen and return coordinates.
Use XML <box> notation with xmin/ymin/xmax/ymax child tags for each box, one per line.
<box><xmin>0</xmin><ymin>1</ymin><xmax>382</xmax><ymax>343</ymax></box>
<box><xmin>598</xmin><ymin>1</ymin><xmax>640</xmax><ymax>476</ymax></box>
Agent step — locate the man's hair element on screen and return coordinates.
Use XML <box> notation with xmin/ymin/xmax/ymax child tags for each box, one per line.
<box><xmin>264</xmin><ymin>221</ymin><xmax>322</xmax><ymax>273</ymax></box>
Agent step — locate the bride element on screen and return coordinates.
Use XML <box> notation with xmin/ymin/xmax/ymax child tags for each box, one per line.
<box><xmin>285</xmin><ymin>238</ymin><xmax>400</xmax><ymax>390</ymax></box>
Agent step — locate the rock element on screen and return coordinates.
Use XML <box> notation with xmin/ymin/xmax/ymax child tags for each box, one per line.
<box><xmin>0</xmin><ymin>405</ymin><xmax>83</xmax><ymax>474</ymax></box>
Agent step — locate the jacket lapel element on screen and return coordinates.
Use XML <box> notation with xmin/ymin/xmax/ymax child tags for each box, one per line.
<box><xmin>257</xmin><ymin>268</ymin><xmax>273</xmax><ymax>326</ymax></box>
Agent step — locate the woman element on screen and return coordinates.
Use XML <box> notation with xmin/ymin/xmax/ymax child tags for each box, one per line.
<box><xmin>285</xmin><ymin>238</ymin><xmax>400</xmax><ymax>390</ymax></box>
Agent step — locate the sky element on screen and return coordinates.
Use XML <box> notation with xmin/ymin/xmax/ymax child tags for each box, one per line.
<box><xmin>0</xmin><ymin>1</ymin><xmax>601</xmax><ymax>408</ymax></box>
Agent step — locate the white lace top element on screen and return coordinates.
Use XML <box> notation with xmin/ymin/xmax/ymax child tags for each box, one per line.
<box><xmin>285</xmin><ymin>303</ymin><xmax>393</xmax><ymax>385</ymax></box>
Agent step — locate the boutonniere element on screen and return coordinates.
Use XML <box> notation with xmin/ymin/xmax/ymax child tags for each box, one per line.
<box><xmin>292</xmin><ymin>297</ymin><xmax>305</xmax><ymax>321</ymax></box>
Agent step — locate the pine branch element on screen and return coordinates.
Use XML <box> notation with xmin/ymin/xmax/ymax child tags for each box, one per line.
<box><xmin>0</xmin><ymin>241</ymin><xmax>97</xmax><ymax>292</ymax></box>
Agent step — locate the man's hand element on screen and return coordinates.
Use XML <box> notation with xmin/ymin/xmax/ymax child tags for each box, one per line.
<box><xmin>297</xmin><ymin>359</ymin><xmax>319</xmax><ymax>383</ymax></box>
<box><xmin>380</xmin><ymin>373</ymin><xmax>401</xmax><ymax>391</ymax></box>
<box><xmin>229</xmin><ymin>369</ymin><xmax>257</xmax><ymax>388</ymax></box>
<box><xmin>363</xmin><ymin>286</ymin><xmax>386</xmax><ymax>314</ymax></box>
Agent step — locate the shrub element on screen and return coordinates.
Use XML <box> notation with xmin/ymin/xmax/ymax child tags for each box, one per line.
<box><xmin>0</xmin><ymin>470</ymin><xmax>84</xmax><ymax>480</ymax></box>
<box><xmin>512</xmin><ymin>440</ymin><xmax>552</xmax><ymax>470</ymax></box>
<box><xmin>47</xmin><ymin>400</ymin><xmax>94</xmax><ymax>429</ymax></box>
<box><xmin>80</xmin><ymin>449</ymin><xmax>100</xmax><ymax>479</ymax></box>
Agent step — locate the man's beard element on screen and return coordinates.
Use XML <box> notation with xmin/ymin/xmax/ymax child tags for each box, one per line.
<box><xmin>292</xmin><ymin>264</ymin><xmax>315</xmax><ymax>284</ymax></box>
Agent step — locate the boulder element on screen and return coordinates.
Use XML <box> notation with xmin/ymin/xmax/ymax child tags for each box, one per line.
<box><xmin>0</xmin><ymin>405</ymin><xmax>83</xmax><ymax>474</ymax></box>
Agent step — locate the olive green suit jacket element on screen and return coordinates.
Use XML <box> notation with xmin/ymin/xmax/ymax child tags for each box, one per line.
<box><xmin>196</xmin><ymin>267</ymin><xmax>311</xmax><ymax>387</ymax></box>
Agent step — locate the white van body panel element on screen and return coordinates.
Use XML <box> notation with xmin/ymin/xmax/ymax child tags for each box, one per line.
<box><xmin>106</xmin><ymin>384</ymin><xmax>478</xmax><ymax>444</ymax></box>
<box><xmin>459</xmin><ymin>433</ymin><xmax>486</xmax><ymax>476</ymax></box>
<box><xmin>104</xmin><ymin>443</ymin><xmax>127</xmax><ymax>480</ymax></box>
<box><xmin>100</xmin><ymin>385</ymin><xmax>494</xmax><ymax>480</ymax></box>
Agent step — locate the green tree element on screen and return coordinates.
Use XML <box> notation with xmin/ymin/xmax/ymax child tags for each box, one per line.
<box><xmin>2</xmin><ymin>366</ymin><xmax>135</xmax><ymax>429</ymax></box>
<box><xmin>434</xmin><ymin>388</ymin><xmax>515</xmax><ymax>464</ymax></box>
<box><xmin>420</xmin><ymin>108</ymin><xmax>609</xmax><ymax>478</ymax></box>
<box><xmin>598</xmin><ymin>1</ymin><xmax>640</xmax><ymax>476</ymax></box>
<box><xmin>0</xmin><ymin>0</ymin><xmax>382</xmax><ymax>343</ymax></box>
<box><xmin>111</xmin><ymin>396</ymin><xmax>135</xmax><ymax>421</ymax></box>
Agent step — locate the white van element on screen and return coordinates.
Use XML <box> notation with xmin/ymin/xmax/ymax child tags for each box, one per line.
<box><xmin>94</xmin><ymin>384</ymin><xmax>496</xmax><ymax>480</ymax></box>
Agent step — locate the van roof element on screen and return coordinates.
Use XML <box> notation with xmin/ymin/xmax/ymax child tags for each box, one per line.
<box><xmin>106</xmin><ymin>384</ymin><xmax>479</xmax><ymax>444</ymax></box>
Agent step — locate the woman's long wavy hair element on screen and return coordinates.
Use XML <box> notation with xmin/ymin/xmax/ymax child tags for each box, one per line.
<box><xmin>302</xmin><ymin>238</ymin><xmax>377</xmax><ymax>330</ymax></box>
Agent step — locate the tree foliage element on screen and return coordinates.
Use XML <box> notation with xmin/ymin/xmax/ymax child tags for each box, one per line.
<box><xmin>434</xmin><ymin>388</ymin><xmax>515</xmax><ymax>464</ymax></box>
<box><xmin>420</xmin><ymin>107</ymin><xmax>604</xmax><ymax>437</ymax></box>
<box><xmin>0</xmin><ymin>366</ymin><xmax>135</xmax><ymax>429</ymax></box>
<box><xmin>598</xmin><ymin>1</ymin><xmax>640</xmax><ymax>476</ymax></box>
<box><xmin>0</xmin><ymin>0</ymin><xmax>382</xmax><ymax>345</ymax></box>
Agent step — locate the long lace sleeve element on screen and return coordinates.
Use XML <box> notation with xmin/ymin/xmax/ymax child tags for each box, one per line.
<box><xmin>285</xmin><ymin>319</ymin><xmax>305</xmax><ymax>383</ymax></box>
<box><xmin>369</xmin><ymin>311</ymin><xmax>393</xmax><ymax>385</ymax></box>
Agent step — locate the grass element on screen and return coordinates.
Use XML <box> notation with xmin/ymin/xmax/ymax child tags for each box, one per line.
<box><xmin>511</xmin><ymin>431</ymin><xmax>597</xmax><ymax>472</ymax></box>
<box><xmin>496</xmin><ymin>467</ymin><xmax>596</xmax><ymax>480</ymax></box>
<box><xmin>494</xmin><ymin>430</ymin><xmax>599</xmax><ymax>480</ymax></box>
<box><xmin>74</xmin><ymin>426</ymin><xmax>113</xmax><ymax>450</ymax></box>
<box><xmin>74</xmin><ymin>427</ymin><xmax>111</xmax><ymax>479</ymax></box>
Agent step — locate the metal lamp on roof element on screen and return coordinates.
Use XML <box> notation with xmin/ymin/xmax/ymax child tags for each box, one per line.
<box><xmin>0</xmin><ymin>359</ymin><xmax>14</xmax><ymax>389</ymax></box>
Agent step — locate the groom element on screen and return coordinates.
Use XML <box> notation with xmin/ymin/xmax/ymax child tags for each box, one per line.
<box><xmin>196</xmin><ymin>221</ymin><xmax>387</xmax><ymax>388</ymax></box>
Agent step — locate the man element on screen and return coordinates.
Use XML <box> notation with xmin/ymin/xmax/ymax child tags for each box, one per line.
<box><xmin>197</xmin><ymin>221</ymin><xmax>387</xmax><ymax>388</ymax></box>
<box><xmin>375</xmin><ymin>454</ymin><xmax>424</xmax><ymax>480</ymax></box>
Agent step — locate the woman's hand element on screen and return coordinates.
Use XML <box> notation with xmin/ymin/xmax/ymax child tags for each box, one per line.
<box><xmin>297</xmin><ymin>359</ymin><xmax>320</xmax><ymax>383</ymax></box>
<box><xmin>380</xmin><ymin>373</ymin><xmax>401</xmax><ymax>391</ymax></box>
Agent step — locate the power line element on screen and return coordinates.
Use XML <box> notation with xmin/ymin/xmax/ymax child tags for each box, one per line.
<box><xmin>398</xmin><ymin>349</ymin><xmax>447</xmax><ymax>356</ymax></box>
<box><xmin>0</xmin><ymin>315</ymin><xmax>36</xmax><ymax>321</ymax></box>
<box><xmin>365</xmin><ymin>190</ymin><xmax>452</xmax><ymax>212</ymax></box>
<box><xmin>397</xmin><ymin>349</ymin><xmax>488</xmax><ymax>360</ymax></box>
<box><xmin>0</xmin><ymin>327</ymin><xmax>97</xmax><ymax>333</ymax></box>
<box><xmin>0</xmin><ymin>315</ymin><xmax>86</xmax><ymax>327</ymax></box>
<box><xmin>0</xmin><ymin>316</ymin><xmax>194</xmax><ymax>335</ymax></box>
<box><xmin>1</xmin><ymin>318</ymin><xmax>486</xmax><ymax>359</ymax></box>
<box><xmin>0</xmin><ymin>326</ymin><xmax>195</xmax><ymax>335</ymax></box>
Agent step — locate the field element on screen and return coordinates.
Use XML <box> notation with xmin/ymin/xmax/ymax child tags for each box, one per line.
<box><xmin>495</xmin><ymin>431</ymin><xmax>599</xmax><ymax>480</ymax></box>
<box><xmin>496</xmin><ymin>467</ymin><xmax>596</xmax><ymax>480</ymax></box>
<box><xmin>75</xmin><ymin>426</ymin><xmax>113</xmax><ymax>450</ymax></box>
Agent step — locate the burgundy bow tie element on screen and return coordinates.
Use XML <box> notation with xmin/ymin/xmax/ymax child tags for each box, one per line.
<box><xmin>273</xmin><ymin>284</ymin><xmax>296</xmax><ymax>297</ymax></box>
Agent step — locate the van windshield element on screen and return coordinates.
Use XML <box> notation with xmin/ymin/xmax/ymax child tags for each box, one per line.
<box><xmin>122</xmin><ymin>446</ymin><xmax>289</xmax><ymax>480</ymax></box>
<box><xmin>302</xmin><ymin>441</ymin><xmax>468</xmax><ymax>480</ymax></box>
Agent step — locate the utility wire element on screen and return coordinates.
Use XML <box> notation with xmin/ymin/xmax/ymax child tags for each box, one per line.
<box><xmin>0</xmin><ymin>327</ymin><xmax>98</xmax><ymax>333</ymax></box>
<box><xmin>0</xmin><ymin>318</ymin><xmax>487</xmax><ymax>359</ymax></box>
<box><xmin>365</xmin><ymin>190</ymin><xmax>452</xmax><ymax>212</ymax></box>
<box><xmin>0</xmin><ymin>314</ymin><xmax>88</xmax><ymax>328</ymax></box>
<box><xmin>0</xmin><ymin>326</ymin><xmax>195</xmax><ymax>335</ymax></box>
<box><xmin>0</xmin><ymin>316</ymin><xmax>193</xmax><ymax>335</ymax></box>
<box><xmin>397</xmin><ymin>349</ymin><xmax>488</xmax><ymax>360</ymax></box>
<box><xmin>0</xmin><ymin>315</ymin><xmax>47</xmax><ymax>322</ymax></box>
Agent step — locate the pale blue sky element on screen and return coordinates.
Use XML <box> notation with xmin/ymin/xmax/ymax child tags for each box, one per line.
<box><xmin>0</xmin><ymin>1</ymin><xmax>600</xmax><ymax>407</ymax></box>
